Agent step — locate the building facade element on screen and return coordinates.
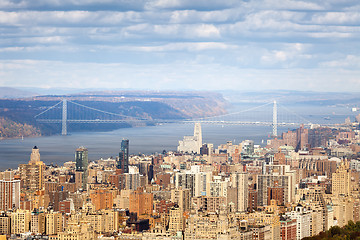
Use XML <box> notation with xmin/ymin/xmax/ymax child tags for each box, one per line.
<box><xmin>0</xmin><ymin>170</ymin><xmax>20</xmax><ymax>211</ymax></box>
<box><xmin>118</xmin><ymin>139</ymin><xmax>129</xmax><ymax>173</ymax></box>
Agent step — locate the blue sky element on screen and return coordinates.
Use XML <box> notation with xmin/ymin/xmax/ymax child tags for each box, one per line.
<box><xmin>0</xmin><ymin>0</ymin><xmax>360</xmax><ymax>91</ymax></box>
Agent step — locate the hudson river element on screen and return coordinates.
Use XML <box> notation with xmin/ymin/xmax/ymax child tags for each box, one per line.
<box><xmin>0</xmin><ymin>103</ymin><xmax>357</xmax><ymax>170</ymax></box>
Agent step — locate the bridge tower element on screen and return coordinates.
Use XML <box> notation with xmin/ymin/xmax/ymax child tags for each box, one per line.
<box><xmin>62</xmin><ymin>99</ymin><xmax>67</xmax><ymax>135</ymax></box>
<box><xmin>272</xmin><ymin>100</ymin><xmax>277</xmax><ymax>137</ymax></box>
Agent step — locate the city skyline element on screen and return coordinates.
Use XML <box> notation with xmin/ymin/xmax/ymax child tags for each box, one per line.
<box><xmin>1</xmin><ymin>119</ymin><xmax>360</xmax><ymax>238</ymax></box>
<box><xmin>0</xmin><ymin>0</ymin><xmax>360</xmax><ymax>92</ymax></box>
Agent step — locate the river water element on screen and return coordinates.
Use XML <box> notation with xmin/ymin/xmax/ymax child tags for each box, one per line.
<box><xmin>0</xmin><ymin>103</ymin><xmax>358</xmax><ymax>170</ymax></box>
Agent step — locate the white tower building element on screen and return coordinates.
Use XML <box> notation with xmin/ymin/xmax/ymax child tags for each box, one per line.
<box><xmin>177</xmin><ymin>123</ymin><xmax>203</xmax><ymax>154</ymax></box>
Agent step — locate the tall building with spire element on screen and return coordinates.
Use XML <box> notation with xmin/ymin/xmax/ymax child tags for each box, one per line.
<box><xmin>117</xmin><ymin>139</ymin><xmax>129</xmax><ymax>173</ymax></box>
<box><xmin>19</xmin><ymin>146</ymin><xmax>45</xmax><ymax>191</ymax></box>
<box><xmin>177</xmin><ymin>123</ymin><xmax>202</xmax><ymax>154</ymax></box>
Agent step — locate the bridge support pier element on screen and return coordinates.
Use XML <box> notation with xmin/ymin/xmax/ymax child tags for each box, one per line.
<box><xmin>62</xmin><ymin>99</ymin><xmax>67</xmax><ymax>135</ymax></box>
<box><xmin>272</xmin><ymin>100</ymin><xmax>277</xmax><ymax>137</ymax></box>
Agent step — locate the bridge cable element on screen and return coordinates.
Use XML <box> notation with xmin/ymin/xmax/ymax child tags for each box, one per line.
<box><xmin>277</xmin><ymin>104</ymin><xmax>312</xmax><ymax>125</ymax></box>
<box><xmin>189</xmin><ymin>101</ymin><xmax>273</xmax><ymax>121</ymax></box>
<box><xmin>67</xmin><ymin>100</ymin><xmax>150</xmax><ymax>121</ymax></box>
<box><xmin>34</xmin><ymin>100</ymin><xmax>63</xmax><ymax>118</ymax></box>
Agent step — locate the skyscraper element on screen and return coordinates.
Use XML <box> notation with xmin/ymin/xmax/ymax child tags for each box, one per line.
<box><xmin>332</xmin><ymin>160</ymin><xmax>351</xmax><ymax>196</ymax></box>
<box><xmin>75</xmin><ymin>147</ymin><xmax>88</xmax><ymax>189</ymax></box>
<box><xmin>19</xmin><ymin>146</ymin><xmax>45</xmax><ymax>191</ymax></box>
<box><xmin>194</xmin><ymin>122</ymin><xmax>202</xmax><ymax>151</ymax></box>
<box><xmin>75</xmin><ymin>147</ymin><xmax>88</xmax><ymax>172</ymax></box>
<box><xmin>177</xmin><ymin>123</ymin><xmax>203</xmax><ymax>153</ymax></box>
<box><xmin>231</xmin><ymin>172</ymin><xmax>248</xmax><ymax>212</ymax></box>
<box><xmin>117</xmin><ymin>139</ymin><xmax>129</xmax><ymax>173</ymax></box>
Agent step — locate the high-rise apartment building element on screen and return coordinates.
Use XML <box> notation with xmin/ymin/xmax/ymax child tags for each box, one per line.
<box><xmin>0</xmin><ymin>170</ymin><xmax>20</xmax><ymax>211</ymax></box>
<box><xmin>171</xmin><ymin>188</ymin><xmax>191</xmax><ymax>212</ymax></box>
<box><xmin>332</xmin><ymin>160</ymin><xmax>351</xmax><ymax>196</ymax></box>
<box><xmin>129</xmin><ymin>188</ymin><xmax>153</xmax><ymax>216</ymax></box>
<box><xmin>19</xmin><ymin>146</ymin><xmax>45</xmax><ymax>191</ymax></box>
<box><xmin>89</xmin><ymin>189</ymin><xmax>116</xmax><ymax>210</ymax></box>
<box><xmin>118</xmin><ymin>173</ymin><xmax>141</xmax><ymax>190</ymax></box>
<box><xmin>331</xmin><ymin>196</ymin><xmax>354</xmax><ymax>227</ymax></box>
<box><xmin>117</xmin><ymin>139</ymin><xmax>129</xmax><ymax>173</ymax></box>
<box><xmin>209</xmin><ymin>176</ymin><xmax>229</xmax><ymax>197</ymax></box>
<box><xmin>192</xmin><ymin>196</ymin><xmax>226</xmax><ymax>212</ymax></box>
<box><xmin>31</xmin><ymin>211</ymin><xmax>45</xmax><ymax>234</ymax></box>
<box><xmin>75</xmin><ymin>146</ymin><xmax>88</xmax><ymax>189</ymax></box>
<box><xmin>45</xmin><ymin>211</ymin><xmax>63</xmax><ymax>235</ymax></box>
<box><xmin>174</xmin><ymin>171</ymin><xmax>211</xmax><ymax>197</ymax></box>
<box><xmin>267</xmin><ymin>184</ymin><xmax>285</xmax><ymax>206</ymax></box>
<box><xmin>168</xmin><ymin>207</ymin><xmax>184</xmax><ymax>234</ymax></box>
<box><xmin>11</xmin><ymin>209</ymin><xmax>31</xmax><ymax>234</ymax></box>
<box><xmin>248</xmin><ymin>189</ymin><xmax>258</xmax><ymax>212</ymax></box>
<box><xmin>242</xmin><ymin>140</ymin><xmax>254</xmax><ymax>155</ymax></box>
<box><xmin>231</xmin><ymin>172</ymin><xmax>248</xmax><ymax>212</ymax></box>
<box><xmin>257</xmin><ymin>173</ymin><xmax>295</xmax><ymax>206</ymax></box>
<box><xmin>0</xmin><ymin>213</ymin><xmax>10</xmax><ymax>235</ymax></box>
<box><xmin>280</xmin><ymin>217</ymin><xmax>297</xmax><ymax>240</ymax></box>
<box><xmin>286</xmin><ymin>205</ymin><xmax>312</xmax><ymax>240</ymax></box>
<box><xmin>296</xmin><ymin>125</ymin><xmax>309</xmax><ymax>150</ymax></box>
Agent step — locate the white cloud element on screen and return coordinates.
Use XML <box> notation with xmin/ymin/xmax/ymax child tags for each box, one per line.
<box><xmin>19</xmin><ymin>36</ymin><xmax>69</xmax><ymax>44</ymax></box>
<box><xmin>191</xmin><ymin>24</ymin><xmax>220</xmax><ymax>38</ymax></box>
<box><xmin>0</xmin><ymin>0</ymin><xmax>148</xmax><ymax>11</ymax></box>
<box><xmin>312</xmin><ymin>11</ymin><xmax>360</xmax><ymax>25</ymax></box>
<box><xmin>260</xmin><ymin>43</ymin><xmax>312</xmax><ymax>67</ymax></box>
<box><xmin>0</xmin><ymin>0</ymin><xmax>360</xmax><ymax>91</ymax></box>
<box><xmin>169</xmin><ymin>9</ymin><xmax>236</xmax><ymax>24</ymax></box>
<box><xmin>254</xmin><ymin>0</ymin><xmax>323</xmax><ymax>11</ymax></box>
<box><xmin>146</xmin><ymin>0</ymin><xmax>240</xmax><ymax>10</ymax></box>
<box><xmin>320</xmin><ymin>55</ymin><xmax>360</xmax><ymax>68</ymax></box>
<box><xmin>131</xmin><ymin>42</ymin><xmax>236</xmax><ymax>52</ymax></box>
<box><xmin>124</xmin><ymin>23</ymin><xmax>221</xmax><ymax>39</ymax></box>
<box><xmin>307</xmin><ymin>32</ymin><xmax>353</xmax><ymax>38</ymax></box>
<box><xmin>0</xmin><ymin>47</ymin><xmax>25</xmax><ymax>52</ymax></box>
<box><xmin>0</xmin><ymin>10</ymin><xmax>143</xmax><ymax>26</ymax></box>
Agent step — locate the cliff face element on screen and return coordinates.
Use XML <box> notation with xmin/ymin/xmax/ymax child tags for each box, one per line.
<box><xmin>0</xmin><ymin>117</ymin><xmax>41</xmax><ymax>139</ymax></box>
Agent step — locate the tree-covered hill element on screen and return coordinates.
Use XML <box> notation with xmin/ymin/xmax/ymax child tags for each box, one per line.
<box><xmin>303</xmin><ymin>221</ymin><xmax>360</xmax><ymax>240</ymax></box>
<box><xmin>0</xmin><ymin>117</ymin><xmax>41</xmax><ymax>139</ymax></box>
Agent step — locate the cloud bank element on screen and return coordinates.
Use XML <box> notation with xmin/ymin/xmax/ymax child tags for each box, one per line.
<box><xmin>0</xmin><ymin>0</ymin><xmax>359</xmax><ymax>91</ymax></box>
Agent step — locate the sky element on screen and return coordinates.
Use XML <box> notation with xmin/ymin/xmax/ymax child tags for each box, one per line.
<box><xmin>0</xmin><ymin>0</ymin><xmax>360</xmax><ymax>92</ymax></box>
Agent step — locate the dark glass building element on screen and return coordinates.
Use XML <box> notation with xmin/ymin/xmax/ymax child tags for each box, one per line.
<box><xmin>75</xmin><ymin>146</ymin><xmax>88</xmax><ymax>172</ymax></box>
<box><xmin>75</xmin><ymin>146</ymin><xmax>88</xmax><ymax>189</ymax></box>
<box><xmin>117</xmin><ymin>139</ymin><xmax>129</xmax><ymax>173</ymax></box>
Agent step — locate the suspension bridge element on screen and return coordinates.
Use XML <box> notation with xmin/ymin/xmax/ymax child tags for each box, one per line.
<box><xmin>34</xmin><ymin>99</ymin><xmax>316</xmax><ymax>136</ymax></box>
